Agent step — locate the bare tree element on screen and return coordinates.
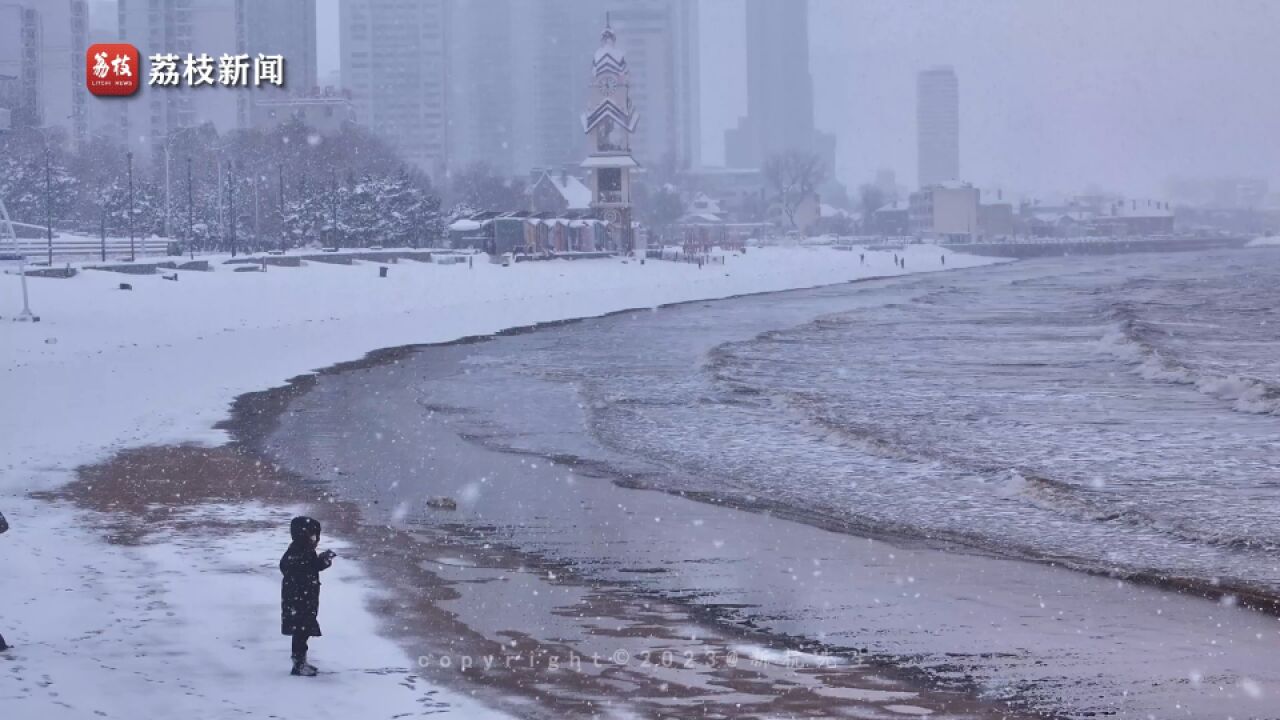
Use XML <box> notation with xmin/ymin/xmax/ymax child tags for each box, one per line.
<box><xmin>858</xmin><ymin>183</ymin><xmax>887</xmax><ymax>220</ymax></box>
<box><xmin>763</xmin><ymin>149</ymin><xmax>825</xmax><ymax>230</ymax></box>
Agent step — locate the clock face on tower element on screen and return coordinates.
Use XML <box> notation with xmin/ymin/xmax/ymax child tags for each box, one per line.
<box><xmin>597</xmin><ymin>74</ymin><xmax>618</xmax><ymax>97</ymax></box>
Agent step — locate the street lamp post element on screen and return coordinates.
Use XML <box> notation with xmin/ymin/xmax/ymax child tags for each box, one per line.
<box><xmin>228</xmin><ymin>159</ymin><xmax>236</xmax><ymax>257</ymax></box>
<box><xmin>186</xmin><ymin>156</ymin><xmax>194</xmax><ymax>259</ymax></box>
<box><xmin>45</xmin><ymin>146</ymin><xmax>53</xmax><ymax>266</ymax></box>
<box><xmin>162</xmin><ymin>141</ymin><xmax>171</xmax><ymax>240</ymax></box>
<box><xmin>126</xmin><ymin>150</ymin><xmax>135</xmax><ymax>261</ymax></box>
<box><xmin>278</xmin><ymin>165</ymin><xmax>285</xmax><ymax>253</ymax></box>
<box><xmin>331</xmin><ymin>172</ymin><xmax>339</xmax><ymax>250</ymax></box>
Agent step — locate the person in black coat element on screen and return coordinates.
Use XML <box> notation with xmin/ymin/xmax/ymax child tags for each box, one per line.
<box><xmin>0</xmin><ymin>509</ymin><xmax>8</xmax><ymax>651</ymax></box>
<box><xmin>280</xmin><ymin>515</ymin><xmax>335</xmax><ymax>676</ymax></box>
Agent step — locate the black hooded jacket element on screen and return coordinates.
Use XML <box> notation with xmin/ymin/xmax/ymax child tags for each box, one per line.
<box><xmin>280</xmin><ymin>516</ymin><xmax>332</xmax><ymax>636</ymax></box>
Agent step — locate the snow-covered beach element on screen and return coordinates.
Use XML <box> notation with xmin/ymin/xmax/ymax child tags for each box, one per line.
<box><xmin>0</xmin><ymin>245</ymin><xmax>997</xmax><ymax>718</ymax></box>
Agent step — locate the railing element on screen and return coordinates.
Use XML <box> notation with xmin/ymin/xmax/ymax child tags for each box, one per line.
<box><xmin>8</xmin><ymin>235</ymin><xmax>169</xmax><ymax>263</ymax></box>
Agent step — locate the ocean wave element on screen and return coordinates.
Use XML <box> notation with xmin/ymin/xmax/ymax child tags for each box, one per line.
<box><xmin>1098</xmin><ymin>306</ymin><xmax>1280</xmax><ymax>415</ymax></box>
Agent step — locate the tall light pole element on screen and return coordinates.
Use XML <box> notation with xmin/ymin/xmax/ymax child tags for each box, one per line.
<box><xmin>278</xmin><ymin>164</ymin><xmax>285</xmax><ymax>253</ymax></box>
<box><xmin>45</xmin><ymin>145</ymin><xmax>53</xmax><ymax>266</ymax></box>
<box><xmin>126</xmin><ymin>150</ymin><xmax>135</xmax><ymax>261</ymax></box>
<box><xmin>163</xmin><ymin>140</ymin><xmax>171</xmax><ymax>240</ymax></box>
<box><xmin>186</xmin><ymin>156</ymin><xmax>194</xmax><ymax>259</ymax></box>
<box><xmin>228</xmin><ymin>159</ymin><xmax>237</xmax><ymax>257</ymax></box>
<box><xmin>331</xmin><ymin>172</ymin><xmax>339</xmax><ymax>250</ymax></box>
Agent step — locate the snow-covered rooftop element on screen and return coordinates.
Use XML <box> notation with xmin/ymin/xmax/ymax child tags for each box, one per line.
<box><xmin>581</xmin><ymin>155</ymin><xmax>639</xmax><ymax>169</ymax></box>
<box><xmin>876</xmin><ymin>200</ymin><xmax>910</xmax><ymax>213</ymax></box>
<box><xmin>537</xmin><ymin>172</ymin><xmax>592</xmax><ymax>210</ymax></box>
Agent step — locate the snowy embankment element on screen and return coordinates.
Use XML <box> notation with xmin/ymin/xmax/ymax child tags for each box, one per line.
<box><xmin>0</xmin><ymin>245</ymin><xmax>999</xmax><ymax>718</ymax></box>
<box><xmin>1247</xmin><ymin>234</ymin><xmax>1280</xmax><ymax>247</ymax></box>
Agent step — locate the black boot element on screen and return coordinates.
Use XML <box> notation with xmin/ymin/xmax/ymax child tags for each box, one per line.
<box><xmin>291</xmin><ymin>654</ymin><xmax>317</xmax><ymax>676</ymax></box>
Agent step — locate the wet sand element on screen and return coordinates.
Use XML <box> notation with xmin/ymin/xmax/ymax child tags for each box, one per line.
<box><xmin>55</xmin><ymin>442</ymin><xmax>1035</xmax><ymax>719</ymax></box>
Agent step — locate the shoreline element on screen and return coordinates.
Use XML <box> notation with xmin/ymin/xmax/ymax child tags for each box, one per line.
<box><xmin>215</xmin><ymin>262</ymin><xmax>1280</xmax><ymax>621</ymax></box>
<box><xmin>15</xmin><ymin>246</ymin><xmax>1272</xmax><ymax>717</ymax></box>
<box><xmin>241</xmin><ymin>255</ymin><xmax>1280</xmax><ymax>718</ymax></box>
<box><xmin>3</xmin><ymin>248</ymin><xmax>1010</xmax><ymax>719</ymax></box>
<box><xmin>47</xmin><ymin>263</ymin><xmax>1055</xmax><ymax>719</ymax></box>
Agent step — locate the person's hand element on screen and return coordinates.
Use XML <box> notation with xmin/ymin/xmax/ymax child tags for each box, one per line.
<box><xmin>319</xmin><ymin>549</ymin><xmax>337</xmax><ymax>561</ymax></box>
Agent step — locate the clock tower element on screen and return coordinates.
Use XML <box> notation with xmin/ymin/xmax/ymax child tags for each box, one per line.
<box><xmin>581</xmin><ymin>15</ymin><xmax>640</xmax><ymax>254</ymax></box>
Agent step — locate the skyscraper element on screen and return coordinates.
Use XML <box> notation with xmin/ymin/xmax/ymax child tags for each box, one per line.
<box><xmin>119</xmin><ymin>0</ymin><xmax>239</xmax><ymax>158</ymax></box>
<box><xmin>340</xmin><ymin>0</ymin><xmax>449</xmax><ymax>176</ymax></box>
<box><xmin>446</xmin><ymin>0</ymin><xmax>698</xmax><ymax>179</ymax></box>
<box><xmin>606</xmin><ymin>0</ymin><xmax>700</xmax><ymax>175</ymax></box>
<box><xmin>724</xmin><ymin>0</ymin><xmax>833</xmax><ymax>174</ymax></box>
<box><xmin>447</xmin><ymin>0</ymin><xmax>520</xmax><ymax>175</ymax></box>
<box><xmin>117</xmin><ymin>0</ymin><xmax>317</xmax><ymax>157</ymax></box>
<box><xmin>242</xmin><ymin>0</ymin><xmax>318</xmax><ymax>94</ymax></box>
<box><xmin>0</xmin><ymin>0</ymin><xmax>89</xmax><ymax>147</ymax></box>
<box><xmin>917</xmin><ymin>66</ymin><xmax>959</xmax><ymax>188</ymax></box>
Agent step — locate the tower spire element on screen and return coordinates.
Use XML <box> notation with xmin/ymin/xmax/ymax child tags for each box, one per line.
<box><xmin>601</xmin><ymin>12</ymin><xmax>615</xmax><ymax>44</ymax></box>
<box><xmin>581</xmin><ymin>12</ymin><xmax>640</xmax><ymax>255</ymax></box>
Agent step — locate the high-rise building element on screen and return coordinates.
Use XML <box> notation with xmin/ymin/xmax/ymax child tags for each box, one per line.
<box><xmin>340</xmin><ymin>0</ymin><xmax>449</xmax><ymax>177</ymax></box>
<box><xmin>724</xmin><ymin>0</ymin><xmax>833</xmax><ymax>175</ymax></box>
<box><xmin>118</xmin><ymin>0</ymin><xmax>239</xmax><ymax>158</ymax></box>
<box><xmin>242</xmin><ymin>0</ymin><xmax>317</xmax><ymax>95</ymax></box>
<box><xmin>117</xmin><ymin>0</ymin><xmax>316</xmax><ymax>157</ymax></box>
<box><xmin>0</xmin><ymin>1</ymin><xmax>89</xmax><ymax>147</ymax></box>
<box><xmin>241</xmin><ymin>0</ymin><xmax>319</xmax><ymax>132</ymax></box>
<box><xmin>447</xmin><ymin>0</ymin><xmax>697</xmax><ymax>179</ymax></box>
<box><xmin>446</xmin><ymin>0</ymin><xmax>535</xmax><ymax>176</ymax></box>
<box><xmin>605</xmin><ymin>0</ymin><xmax>699</xmax><ymax>175</ymax></box>
<box><xmin>916</xmin><ymin>66</ymin><xmax>959</xmax><ymax>188</ymax></box>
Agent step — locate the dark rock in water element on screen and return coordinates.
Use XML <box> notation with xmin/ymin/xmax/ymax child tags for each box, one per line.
<box><xmin>426</xmin><ymin>497</ymin><xmax>457</xmax><ymax>511</ymax></box>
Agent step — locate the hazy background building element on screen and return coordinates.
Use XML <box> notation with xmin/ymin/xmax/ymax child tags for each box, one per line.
<box><xmin>723</xmin><ymin>0</ymin><xmax>833</xmax><ymax>176</ymax></box>
<box><xmin>0</xmin><ymin>0</ymin><xmax>90</xmax><ymax>147</ymax></box>
<box><xmin>607</xmin><ymin>0</ymin><xmax>700</xmax><ymax>176</ymax></box>
<box><xmin>340</xmin><ymin>0</ymin><xmax>449</xmax><ymax>176</ymax></box>
<box><xmin>916</xmin><ymin>65</ymin><xmax>959</xmax><ymax>188</ymax></box>
<box><xmin>116</xmin><ymin>0</ymin><xmax>318</xmax><ymax>158</ymax></box>
<box><xmin>118</xmin><ymin>0</ymin><xmax>239</xmax><ymax>158</ymax></box>
<box><xmin>242</xmin><ymin>0</ymin><xmax>318</xmax><ymax>95</ymax></box>
<box><xmin>443</xmin><ymin>0</ymin><xmax>698</xmax><ymax>182</ymax></box>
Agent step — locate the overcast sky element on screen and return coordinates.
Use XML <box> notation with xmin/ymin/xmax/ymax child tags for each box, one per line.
<box><xmin>317</xmin><ymin>0</ymin><xmax>1280</xmax><ymax>196</ymax></box>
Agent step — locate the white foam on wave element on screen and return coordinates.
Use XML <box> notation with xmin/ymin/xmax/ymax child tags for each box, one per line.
<box><xmin>1098</xmin><ymin>323</ymin><xmax>1279</xmax><ymax>414</ymax></box>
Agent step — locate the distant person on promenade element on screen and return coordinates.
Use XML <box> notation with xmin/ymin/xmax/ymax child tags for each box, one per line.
<box><xmin>280</xmin><ymin>516</ymin><xmax>335</xmax><ymax>676</ymax></box>
<box><xmin>0</xmin><ymin>509</ymin><xmax>8</xmax><ymax>651</ymax></box>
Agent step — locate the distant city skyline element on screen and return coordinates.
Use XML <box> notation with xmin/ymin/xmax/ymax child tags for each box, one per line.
<box><xmin>320</xmin><ymin>0</ymin><xmax>1280</xmax><ymax>196</ymax></box>
<box><xmin>76</xmin><ymin>0</ymin><xmax>1280</xmax><ymax>197</ymax></box>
